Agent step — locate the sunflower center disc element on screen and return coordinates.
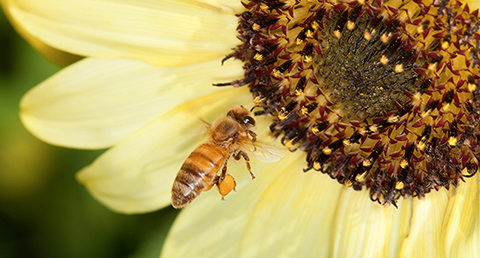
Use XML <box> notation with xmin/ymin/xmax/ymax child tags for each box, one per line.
<box><xmin>317</xmin><ymin>12</ymin><xmax>423</xmax><ymax>119</ymax></box>
<box><xmin>228</xmin><ymin>0</ymin><xmax>480</xmax><ymax>207</ymax></box>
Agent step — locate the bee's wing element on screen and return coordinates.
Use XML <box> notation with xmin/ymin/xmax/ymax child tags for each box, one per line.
<box><xmin>197</xmin><ymin>118</ymin><xmax>212</xmax><ymax>136</ymax></box>
<box><xmin>245</xmin><ymin>141</ymin><xmax>285</xmax><ymax>163</ymax></box>
<box><xmin>181</xmin><ymin>117</ymin><xmax>211</xmax><ymax>137</ymax></box>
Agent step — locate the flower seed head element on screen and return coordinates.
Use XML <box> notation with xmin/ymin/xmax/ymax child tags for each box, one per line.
<box><xmin>228</xmin><ymin>0</ymin><xmax>480</xmax><ymax>207</ymax></box>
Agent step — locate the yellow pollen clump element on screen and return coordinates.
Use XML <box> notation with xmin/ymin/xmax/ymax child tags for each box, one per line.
<box><xmin>412</xmin><ymin>92</ymin><xmax>423</xmax><ymax>106</ymax></box>
<box><xmin>363</xmin><ymin>159</ymin><xmax>372</xmax><ymax>167</ymax></box>
<box><xmin>322</xmin><ymin>147</ymin><xmax>332</xmax><ymax>155</ymax></box>
<box><xmin>400</xmin><ymin>159</ymin><xmax>409</xmax><ymax>169</ymax></box>
<box><xmin>343</xmin><ymin>139</ymin><xmax>352</xmax><ymax>146</ymax></box>
<box><xmin>359</xmin><ymin>127</ymin><xmax>368</xmax><ymax>135</ymax></box>
<box><xmin>468</xmin><ymin>83</ymin><xmax>477</xmax><ymax>92</ymax></box>
<box><xmin>344</xmin><ymin>180</ymin><xmax>353</xmax><ymax>187</ymax></box>
<box><xmin>306</xmin><ymin>30</ymin><xmax>314</xmax><ymax>38</ymax></box>
<box><xmin>311</xmin><ymin>126</ymin><xmax>319</xmax><ymax>135</ymax></box>
<box><xmin>259</xmin><ymin>3</ymin><xmax>269</xmax><ymax>11</ymax></box>
<box><xmin>395</xmin><ymin>181</ymin><xmax>405</xmax><ymax>190</ymax></box>
<box><xmin>441</xmin><ymin>41</ymin><xmax>449</xmax><ymax>49</ymax></box>
<box><xmin>380</xmin><ymin>33</ymin><xmax>390</xmax><ymax>43</ymax></box>
<box><xmin>334</xmin><ymin>30</ymin><xmax>342</xmax><ymax>38</ymax></box>
<box><xmin>417</xmin><ymin>26</ymin><xmax>424</xmax><ymax>34</ymax></box>
<box><xmin>428</xmin><ymin>63</ymin><xmax>437</xmax><ymax>72</ymax></box>
<box><xmin>394</xmin><ymin>64</ymin><xmax>404</xmax><ymax>73</ymax></box>
<box><xmin>421</xmin><ymin>110</ymin><xmax>431</xmax><ymax>118</ymax></box>
<box><xmin>388</xmin><ymin>115</ymin><xmax>399</xmax><ymax>123</ymax></box>
<box><xmin>296</xmin><ymin>38</ymin><xmax>304</xmax><ymax>45</ymax></box>
<box><xmin>254</xmin><ymin>53</ymin><xmax>263</xmax><ymax>61</ymax></box>
<box><xmin>218</xmin><ymin>174</ymin><xmax>236</xmax><ymax>197</ymax></box>
<box><xmin>304</xmin><ymin>55</ymin><xmax>313</xmax><ymax>63</ymax></box>
<box><xmin>380</xmin><ymin>55</ymin><xmax>389</xmax><ymax>65</ymax></box>
<box><xmin>285</xmin><ymin>139</ymin><xmax>294</xmax><ymax>148</ymax></box>
<box><xmin>313</xmin><ymin>162</ymin><xmax>321</xmax><ymax>171</ymax></box>
<box><xmin>363</xmin><ymin>31</ymin><xmax>372</xmax><ymax>40</ymax></box>
<box><xmin>272</xmin><ymin>69</ymin><xmax>282</xmax><ymax>78</ymax></box>
<box><xmin>356</xmin><ymin>172</ymin><xmax>367</xmax><ymax>181</ymax></box>
<box><xmin>252</xmin><ymin>23</ymin><xmax>261</xmax><ymax>31</ymax></box>
<box><xmin>369</xmin><ymin>124</ymin><xmax>378</xmax><ymax>133</ymax></box>
<box><xmin>417</xmin><ymin>141</ymin><xmax>426</xmax><ymax>151</ymax></box>
<box><xmin>448</xmin><ymin>136</ymin><xmax>457</xmax><ymax>146</ymax></box>
<box><xmin>254</xmin><ymin>98</ymin><xmax>264</xmax><ymax>107</ymax></box>
<box><xmin>301</xmin><ymin>106</ymin><xmax>309</xmax><ymax>115</ymax></box>
<box><xmin>441</xmin><ymin>103</ymin><xmax>450</xmax><ymax>113</ymax></box>
<box><xmin>347</xmin><ymin>21</ymin><xmax>355</xmax><ymax>30</ymax></box>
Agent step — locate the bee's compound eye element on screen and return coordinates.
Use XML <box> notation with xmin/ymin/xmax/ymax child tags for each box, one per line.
<box><xmin>244</xmin><ymin>116</ymin><xmax>256</xmax><ymax>126</ymax></box>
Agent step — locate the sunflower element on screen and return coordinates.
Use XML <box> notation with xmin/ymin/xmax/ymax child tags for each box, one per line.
<box><xmin>4</xmin><ymin>0</ymin><xmax>480</xmax><ymax>257</ymax></box>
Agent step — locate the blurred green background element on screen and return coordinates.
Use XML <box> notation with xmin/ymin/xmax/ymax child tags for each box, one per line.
<box><xmin>0</xmin><ymin>7</ymin><xmax>178</xmax><ymax>258</ymax></box>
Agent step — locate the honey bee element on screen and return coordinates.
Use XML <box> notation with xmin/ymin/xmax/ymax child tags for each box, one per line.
<box><xmin>171</xmin><ymin>105</ymin><xmax>284</xmax><ymax>209</ymax></box>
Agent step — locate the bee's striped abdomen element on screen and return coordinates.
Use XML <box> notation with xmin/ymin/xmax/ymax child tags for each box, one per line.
<box><xmin>171</xmin><ymin>143</ymin><xmax>228</xmax><ymax>209</ymax></box>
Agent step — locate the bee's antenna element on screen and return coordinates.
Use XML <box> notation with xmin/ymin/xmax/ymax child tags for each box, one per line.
<box><xmin>250</xmin><ymin>103</ymin><xmax>266</xmax><ymax>116</ymax></box>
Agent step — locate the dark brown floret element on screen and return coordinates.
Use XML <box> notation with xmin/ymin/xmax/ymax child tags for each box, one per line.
<box><xmin>222</xmin><ymin>0</ymin><xmax>480</xmax><ymax>206</ymax></box>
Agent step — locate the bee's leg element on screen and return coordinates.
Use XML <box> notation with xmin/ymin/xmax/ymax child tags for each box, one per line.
<box><xmin>220</xmin><ymin>164</ymin><xmax>236</xmax><ymax>191</ymax></box>
<box><xmin>204</xmin><ymin>176</ymin><xmax>218</xmax><ymax>192</ymax></box>
<box><xmin>217</xmin><ymin>165</ymin><xmax>233</xmax><ymax>200</ymax></box>
<box><xmin>219</xmin><ymin>164</ymin><xmax>228</xmax><ymax>182</ymax></box>
<box><xmin>247</xmin><ymin>130</ymin><xmax>257</xmax><ymax>151</ymax></box>
<box><xmin>234</xmin><ymin>151</ymin><xmax>255</xmax><ymax>179</ymax></box>
<box><xmin>208</xmin><ymin>158</ymin><xmax>230</xmax><ymax>192</ymax></box>
<box><xmin>212</xmin><ymin>164</ymin><xmax>228</xmax><ymax>190</ymax></box>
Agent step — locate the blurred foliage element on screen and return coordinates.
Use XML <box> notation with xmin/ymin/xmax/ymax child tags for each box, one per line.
<box><xmin>0</xmin><ymin>7</ymin><xmax>178</xmax><ymax>258</ymax></box>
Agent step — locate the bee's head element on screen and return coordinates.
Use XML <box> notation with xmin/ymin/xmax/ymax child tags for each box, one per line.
<box><xmin>227</xmin><ymin>105</ymin><xmax>256</xmax><ymax>128</ymax></box>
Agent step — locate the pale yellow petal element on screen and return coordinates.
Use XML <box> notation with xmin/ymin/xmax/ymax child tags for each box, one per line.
<box><xmin>331</xmin><ymin>189</ymin><xmax>411</xmax><ymax>258</ymax></box>
<box><xmin>1</xmin><ymin>0</ymin><xmax>82</xmax><ymax>65</ymax></box>
<box><xmin>466</xmin><ymin>0</ymin><xmax>480</xmax><ymax>11</ymax></box>
<box><xmin>400</xmin><ymin>175</ymin><xmax>480</xmax><ymax>258</ymax></box>
<box><xmin>20</xmin><ymin>57</ymin><xmax>243</xmax><ymax>149</ymax></box>
<box><xmin>384</xmin><ymin>200</ymin><xmax>413</xmax><ymax>258</ymax></box>
<box><xmin>5</xmin><ymin>0</ymin><xmax>239</xmax><ymax>66</ymax></box>
<box><xmin>162</xmin><ymin>150</ymin><xmax>411</xmax><ymax>258</ymax></box>
<box><xmin>442</xmin><ymin>174</ymin><xmax>480</xmax><ymax>258</ymax></box>
<box><xmin>76</xmin><ymin>87</ymin><xmax>253</xmax><ymax>214</ymax></box>
<box><xmin>239</xmin><ymin>157</ymin><xmax>342</xmax><ymax>258</ymax></box>
<box><xmin>200</xmin><ymin>0</ymin><xmax>244</xmax><ymax>12</ymax></box>
<box><xmin>162</xmin><ymin>150</ymin><xmax>479</xmax><ymax>258</ymax></box>
<box><xmin>160</xmin><ymin>145</ymin><xmax>302</xmax><ymax>258</ymax></box>
<box><xmin>399</xmin><ymin>189</ymin><xmax>449</xmax><ymax>258</ymax></box>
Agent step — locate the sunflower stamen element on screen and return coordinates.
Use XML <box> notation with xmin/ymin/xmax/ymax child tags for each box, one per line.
<box><xmin>229</xmin><ymin>0</ymin><xmax>480</xmax><ymax>206</ymax></box>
